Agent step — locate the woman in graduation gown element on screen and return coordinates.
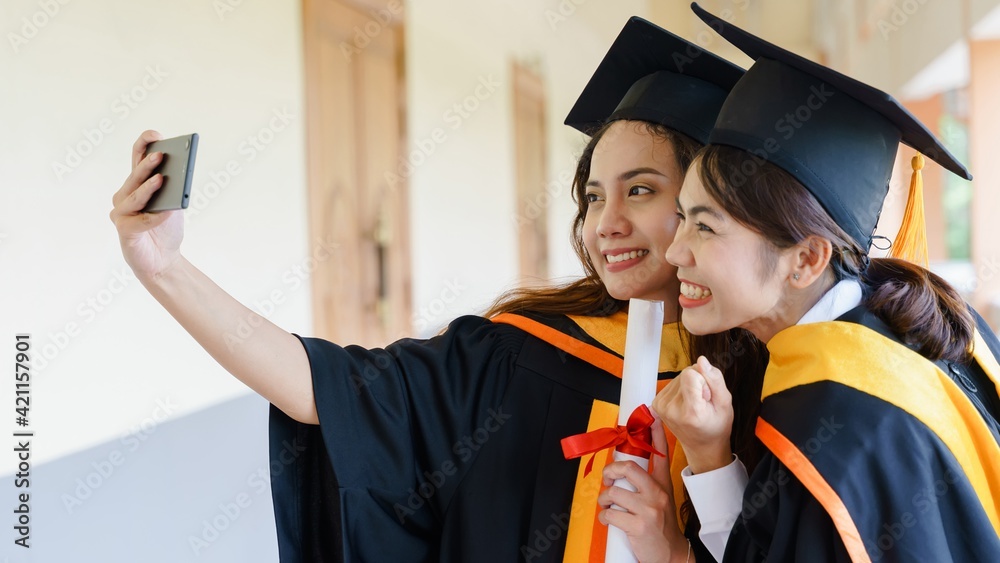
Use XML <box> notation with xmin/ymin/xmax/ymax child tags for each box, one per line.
<box><xmin>650</xmin><ymin>5</ymin><xmax>1000</xmax><ymax>562</ymax></box>
<box><xmin>109</xmin><ymin>17</ymin><xmax>762</xmax><ymax>562</ymax></box>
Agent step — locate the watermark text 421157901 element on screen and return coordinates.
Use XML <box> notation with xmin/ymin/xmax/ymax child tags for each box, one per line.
<box><xmin>13</xmin><ymin>334</ymin><xmax>33</xmax><ymax>549</ymax></box>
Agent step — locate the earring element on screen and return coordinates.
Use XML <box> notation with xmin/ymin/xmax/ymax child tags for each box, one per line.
<box><xmin>793</xmin><ymin>273</ymin><xmax>800</xmax><ymax>280</ymax></box>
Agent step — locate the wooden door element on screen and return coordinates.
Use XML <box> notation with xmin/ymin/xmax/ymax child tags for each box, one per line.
<box><xmin>302</xmin><ymin>0</ymin><xmax>410</xmax><ymax>346</ymax></box>
<box><xmin>512</xmin><ymin>61</ymin><xmax>549</xmax><ymax>285</ymax></box>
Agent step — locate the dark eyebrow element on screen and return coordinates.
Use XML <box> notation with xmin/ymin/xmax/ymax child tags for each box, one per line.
<box><xmin>587</xmin><ymin>167</ymin><xmax>667</xmax><ymax>187</ymax></box>
<box><xmin>675</xmin><ymin>197</ymin><xmax>725</xmax><ymax>221</ymax></box>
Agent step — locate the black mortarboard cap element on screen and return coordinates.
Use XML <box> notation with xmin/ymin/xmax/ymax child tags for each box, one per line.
<box><xmin>691</xmin><ymin>3</ymin><xmax>971</xmax><ymax>250</ymax></box>
<box><xmin>564</xmin><ymin>16</ymin><xmax>744</xmax><ymax>143</ymax></box>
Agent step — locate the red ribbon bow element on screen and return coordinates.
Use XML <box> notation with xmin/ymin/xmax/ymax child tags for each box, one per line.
<box><xmin>560</xmin><ymin>404</ymin><xmax>665</xmax><ymax>476</ymax></box>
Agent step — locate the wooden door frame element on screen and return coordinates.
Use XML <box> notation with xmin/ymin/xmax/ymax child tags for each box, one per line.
<box><xmin>301</xmin><ymin>0</ymin><xmax>411</xmax><ymax>345</ymax></box>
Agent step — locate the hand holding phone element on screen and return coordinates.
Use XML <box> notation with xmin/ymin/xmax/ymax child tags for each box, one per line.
<box><xmin>142</xmin><ymin>133</ymin><xmax>199</xmax><ymax>212</ymax></box>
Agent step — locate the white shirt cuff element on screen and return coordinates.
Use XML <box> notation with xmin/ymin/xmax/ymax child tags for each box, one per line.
<box><xmin>680</xmin><ymin>456</ymin><xmax>749</xmax><ymax>562</ymax></box>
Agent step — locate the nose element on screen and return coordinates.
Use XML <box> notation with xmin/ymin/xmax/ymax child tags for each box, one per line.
<box><xmin>595</xmin><ymin>197</ymin><xmax>631</xmax><ymax>238</ymax></box>
<box><xmin>665</xmin><ymin>227</ymin><xmax>693</xmax><ymax>268</ymax></box>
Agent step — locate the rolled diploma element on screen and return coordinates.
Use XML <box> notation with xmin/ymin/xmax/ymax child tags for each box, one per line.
<box><xmin>605</xmin><ymin>298</ymin><xmax>664</xmax><ymax>563</ymax></box>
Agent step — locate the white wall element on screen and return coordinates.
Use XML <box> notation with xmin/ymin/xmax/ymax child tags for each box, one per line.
<box><xmin>0</xmin><ymin>9</ymin><xmax>309</xmax><ymax>558</ymax></box>
<box><xmin>1</xmin><ymin>1</ymin><xmax>307</xmax><ymax>560</ymax></box>
<box><xmin>0</xmin><ymin>0</ymin><xmax>308</xmax><ymax>470</ymax></box>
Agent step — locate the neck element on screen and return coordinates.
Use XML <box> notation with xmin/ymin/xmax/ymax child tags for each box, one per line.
<box><xmin>743</xmin><ymin>277</ymin><xmax>834</xmax><ymax>343</ymax></box>
<box><xmin>662</xmin><ymin>293</ymin><xmax>680</xmax><ymax>324</ymax></box>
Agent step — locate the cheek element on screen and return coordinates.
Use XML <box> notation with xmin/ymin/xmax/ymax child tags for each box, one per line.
<box><xmin>581</xmin><ymin>216</ymin><xmax>599</xmax><ymax>258</ymax></box>
<box><xmin>715</xmin><ymin>261</ymin><xmax>769</xmax><ymax>312</ymax></box>
<box><xmin>639</xmin><ymin>210</ymin><xmax>680</xmax><ymax>250</ymax></box>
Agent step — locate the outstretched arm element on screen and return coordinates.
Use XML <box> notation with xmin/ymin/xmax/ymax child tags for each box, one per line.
<box><xmin>110</xmin><ymin>130</ymin><xmax>317</xmax><ymax>424</ymax></box>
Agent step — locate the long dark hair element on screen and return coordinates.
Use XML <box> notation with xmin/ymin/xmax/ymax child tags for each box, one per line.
<box><xmin>695</xmin><ymin>144</ymin><xmax>975</xmax><ymax>363</ymax></box>
<box><xmin>484</xmin><ymin>120</ymin><xmax>701</xmax><ymax>318</ymax></box>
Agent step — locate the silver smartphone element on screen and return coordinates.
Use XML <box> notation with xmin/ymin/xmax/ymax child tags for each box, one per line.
<box><xmin>142</xmin><ymin>133</ymin><xmax>199</xmax><ymax>212</ymax></box>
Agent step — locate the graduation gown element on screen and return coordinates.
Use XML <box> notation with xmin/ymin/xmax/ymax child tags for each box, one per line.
<box><xmin>723</xmin><ymin>306</ymin><xmax>1000</xmax><ymax>562</ymax></box>
<box><xmin>267</xmin><ymin>310</ymin><xmax>692</xmax><ymax>562</ymax></box>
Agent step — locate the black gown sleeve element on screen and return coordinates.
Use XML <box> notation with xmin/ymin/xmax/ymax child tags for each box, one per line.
<box><xmin>269</xmin><ymin>315</ymin><xmax>527</xmax><ymax>562</ymax></box>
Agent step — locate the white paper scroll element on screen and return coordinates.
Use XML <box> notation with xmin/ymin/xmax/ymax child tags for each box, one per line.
<box><xmin>606</xmin><ymin>298</ymin><xmax>664</xmax><ymax>563</ymax></box>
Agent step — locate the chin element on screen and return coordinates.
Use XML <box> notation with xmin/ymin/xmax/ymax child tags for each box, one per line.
<box><xmin>606</xmin><ymin>286</ymin><xmax>636</xmax><ymax>302</ymax></box>
<box><xmin>679</xmin><ymin>310</ymin><xmax>717</xmax><ymax>335</ymax></box>
<box><xmin>610</xmin><ymin>289</ymin><xmax>659</xmax><ymax>303</ymax></box>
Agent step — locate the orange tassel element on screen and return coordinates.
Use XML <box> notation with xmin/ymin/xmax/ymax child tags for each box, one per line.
<box><xmin>891</xmin><ymin>153</ymin><xmax>929</xmax><ymax>268</ymax></box>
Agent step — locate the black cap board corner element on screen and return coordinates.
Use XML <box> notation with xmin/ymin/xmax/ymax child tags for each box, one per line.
<box><xmin>564</xmin><ymin>16</ymin><xmax>744</xmax><ymax>144</ymax></box>
<box><xmin>690</xmin><ymin>2</ymin><xmax>971</xmax><ymax>250</ymax></box>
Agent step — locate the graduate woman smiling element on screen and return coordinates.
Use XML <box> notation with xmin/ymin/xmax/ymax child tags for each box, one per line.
<box><xmin>647</xmin><ymin>4</ymin><xmax>1000</xmax><ymax>562</ymax></box>
<box><xmin>109</xmin><ymin>17</ymin><xmax>765</xmax><ymax>563</ymax></box>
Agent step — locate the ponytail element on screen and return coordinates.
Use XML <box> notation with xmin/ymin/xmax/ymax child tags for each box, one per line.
<box><xmin>863</xmin><ymin>257</ymin><xmax>974</xmax><ymax>363</ymax></box>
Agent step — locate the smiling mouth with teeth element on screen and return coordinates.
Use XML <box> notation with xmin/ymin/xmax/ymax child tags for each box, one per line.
<box><xmin>605</xmin><ymin>249</ymin><xmax>649</xmax><ymax>263</ymax></box>
<box><xmin>680</xmin><ymin>281</ymin><xmax>712</xmax><ymax>300</ymax></box>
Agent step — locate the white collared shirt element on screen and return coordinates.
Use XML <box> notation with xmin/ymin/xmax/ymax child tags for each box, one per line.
<box><xmin>681</xmin><ymin>279</ymin><xmax>863</xmax><ymax>561</ymax></box>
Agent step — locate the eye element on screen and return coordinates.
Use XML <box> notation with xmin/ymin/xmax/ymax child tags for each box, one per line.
<box><xmin>675</xmin><ymin>209</ymin><xmax>685</xmax><ymax>222</ymax></box>
<box><xmin>585</xmin><ymin>192</ymin><xmax>602</xmax><ymax>203</ymax></box>
<box><xmin>696</xmin><ymin>222</ymin><xmax>715</xmax><ymax>234</ymax></box>
<box><xmin>628</xmin><ymin>185</ymin><xmax>652</xmax><ymax>196</ymax></box>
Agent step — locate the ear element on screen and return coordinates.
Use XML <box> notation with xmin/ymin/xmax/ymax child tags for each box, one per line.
<box><xmin>789</xmin><ymin>236</ymin><xmax>833</xmax><ymax>287</ymax></box>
